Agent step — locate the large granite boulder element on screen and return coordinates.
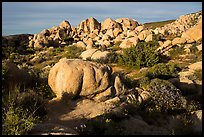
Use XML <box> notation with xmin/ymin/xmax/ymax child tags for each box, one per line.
<box><xmin>48</xmin><ymin>58</ymin><xmax>112</xmax><ymax>99</ymax></box>
<box><xmin>77</xmin><ymin>17</ymin><xmax>101</xmax><ymax>33</ymax></box>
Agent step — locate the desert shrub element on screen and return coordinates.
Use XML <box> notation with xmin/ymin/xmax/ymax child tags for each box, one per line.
<box><xmin>143</xmin><ymin>78</ymin><xmax>187</xmax><ymax>114</ymax></box>
<box><xmin>111</xmin><ymin>41</ymin><xmax>122</xmax><ymax>51</ymax></box>
<box><xmin>62</xmin><ymin>45</ymin><xmax>85</xmax><ymax>59</ymax></box>
<box><xmin>152</xmin><ymin>33</ymin><xmax>166</xmax><ymax>41</ymax></box>
<box><xmin>16</xmin><ymin>90</ymin><xmax>47</xmax><ymax>117</ymax></box>
<box><xmin>2</xmin><ymin>46</ymin><xmax>16</xmax><ymax>59</ymax></box>
<box><xmin>25</xmin><ymin>47</ymin><xmax>35</xmax><ymax>54</ymax></box>
<box><xmin>145</xmin><ymin>62</ymin><xmax>181</xmax><ymax>79</ymax></box>
<box><xmin>190</xmin><ymin>43</ymin><xmax>199</xmax><ymax>54</ymax></box>
<box><xmin>137</xmin><ymin>76</ymin><xmax>151</xmax><ymax>89</ymax></box>
<box><xmin>2</xmin><ymin>86</ymin><xmax>42</xmax><ymax>135</ymax></box>
<box><xmin>118</xmin><ymin>73</ymin><xmax>138</xmax><ymax>89</ymax></box>
<box><xmin>117</xmin><ymin>41</ymin><xmax>160</xmax><ymax>69</ymax></box>
<box><xmin>188</xmin><ymin>51</ymin><xmax>202</xmax><ymax>63</ymax></box>
<box><xmin>81</xmin><ymin>115</ymin><xmax>122</xmax><ymax>135</ymax></box>
<box><xmin>2</xmin><ymin>106</ymin><xmax>38</xmax><ymax>135</ymax></box>
<box><xmin>169</xmin><ymin>45</ymin><xmax>186</xmax><ymax>59</ymax></box>
<box><xmin>28</xmin><ymin>68</ymin><xmax>56</xmax><ymax>99</ymax></box>
<box><xmin>2</xmin><ymin>63</ymin><xmax>8</xmax><ymax>83</ymax></box>
<box><xmin>35</xmin><ymin>81</ymin><xmax>56</xmax><ymax>100</ymax></box>
<box><xmin>185</xmin><ymin>100</ymin><xmax>202</xmax><ymax>114</ymax></box>
<box><xmin>64</xmin><ymin>37</ymin><xmax>74</xmax><ymax>42</ymax></box>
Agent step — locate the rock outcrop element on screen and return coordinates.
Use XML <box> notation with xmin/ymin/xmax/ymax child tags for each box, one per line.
<box><xmin>77</xmin><ymin>17</ymin><xmax>101</xmax><ymax>33</ymax></box>
<box><xmin>181</xmin><ymin>19</ymin><xmax>202</xmax><ymax>42</ymax></box>
<box><xmin>115</xmin><ymin>18</ymin><xmax>140</xmax><ymax>31</ymax></box>
<box><xmin>48</xmin><ymin>58</ymin><xmax>129</xmax><ymax>101</ymax></box>
<box><xmin>155</xmin><ymin>11</ymin><xmax>202</xmax><ymax>35</ymax></box>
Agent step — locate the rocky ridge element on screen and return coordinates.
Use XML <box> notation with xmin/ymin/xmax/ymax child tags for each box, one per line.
<box><xmin>2</xmin><ymin>11</ymin><xmax>202</xmax><ymax>135</ymax></box>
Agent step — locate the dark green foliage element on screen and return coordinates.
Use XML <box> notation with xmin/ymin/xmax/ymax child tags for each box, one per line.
<box><xmin>190</xmin><ymin>43</ymin><xmax>199</xmax><ymax>54</ymax></box>
<box><xmin>169</xmin><ymin>45</ymin><xmax>185</xmax><ymax>59</ymax></box>
<box><xmin>137</xmin><ymin>76</ymin><xmax>151</xmax><ymax>88</ymax></box>
<box><xmin>118</xmin><ymin>73</ymin><xmax>138</xmax><ymax>89</ymax></box>
<box><xmin>35</xmin><ymin>81</ymin><xmax>56</xmax><ymax>100</ymax></box>
<box><xmin>16</xmin><ymin>90</ymin><xmax>47</xmax><ymax>118</ymax></box>
<box><xmin>64</xmin><ymin>37</ymin><xmax>74</xmax><ymax>42</ymax></box>
<box><xmin>152</xmin><ymin>33</ymin><xmax>166</xmax><ymax>41</ymax></box>
<box><xmin>145</xmin><ymin>62</ymin><xmax>181</xmax><ymax>79</ymax></box>
<box><xmin>117</xmin><ymin>41</ymin><xmax>160</xmax><ymax>69</ymax></box>
<box><xmin>2</xmin><ymin>63</ymin><xmax>8</xmax><ymax>82</ymax></box>
<box><xmin>2</xmin><ymin>46</ymin><xmax>16</xmax><ymax>59</ymax></box>
<box><xmin>2</xmin><ymin>86</ymin><xmax>42</xmax><ymax>135</ymax></box>
<box><xmin>62</xmin><ymin>46</ymin><xmax>85</xmax><ymax>59</ymax></box>
<box><xmin>80</xmin><ymin>115</ymin><xmax>122</xmax><ymax>135</ymax></box>
<box><xmin>2</xmin><ymin>106</ymin><xmax>38</xmax><ymax>135</ymax></box>
<box><xmin>144</xmin><ymin>78</ymin><xmax>187</xmax><ymax>113</ymax></box>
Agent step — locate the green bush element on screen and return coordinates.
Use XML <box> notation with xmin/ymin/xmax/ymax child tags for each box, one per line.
<box><xmin>64</xmin><ymin>37</ymin><xmax>74</xmax><ymax>42</ymax></box>
<box><xmin>169</xmin><ymin>45</ymin><xmax>186</xmax><ymax>59</ymax></box>
<box><xmin>145</xmin><ymin>62</ymin><xmax>181</xmax><ymax>79</ymax></box>
<box><xmin>2</xmin><ymin>63</ymin><xmax>8</xmax><ymax>83</ymax></box>
<box><xmin>35</xmin><ymin>81</ymin><xmax>56</xmax><ymax>100</ymax></box>
<box><xmin>2</xmin><ymin>86</ymin><xmax>41</xmax><ymax>135</ymax></box>
<box><xmin>117</xmin><ymin>41</ymin><xmax>160</xmax><ymax>69</ymax></box>
<box><xmin>144</xmin><ymin>78</ymin><xmax>187</xmax><ymax>114</ymax></box>
<box><xmin>190</xmin><ymin>44</ymin><xmax>199</xmax><ymax>54</ymax></box>
<box><xmin>62</xmin><ymin>46</ymin><xmax>85</xmax><ymax>59</ymax></box>
<box><xmin>2</xmin><ymin>46</ymin><xmax>16</xmax><ymax>59</ymax></box>
<box><xmin>137</xmin><ymin>76</ymin><xmax>151</xmax><ymax>89</ymax></box>
<box><xmin>2</xmin><ymin>106</ymin><xmax>38</xmax><ymax>135</ymax></box>
<box><xmin>111</xmin><ymin>41</ymin><xmax>122</xmax><ymax>51</ymax></box>
<box><xmin>16</xmin><ymin>90</ymin><xmax>47</xmax><ymax>117</ymax></box>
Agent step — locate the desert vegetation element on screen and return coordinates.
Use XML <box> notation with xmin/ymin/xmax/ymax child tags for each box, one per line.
<box><xmin>2</xmin><ymin>11</ymin><xmax>202</xmax><ymax>135</ymax></box>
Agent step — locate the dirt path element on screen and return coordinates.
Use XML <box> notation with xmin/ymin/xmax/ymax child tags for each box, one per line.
<box><xmin>29</xmin><ymin>95</ymin><xmax>120</xmax><ymax>135</ymax></box>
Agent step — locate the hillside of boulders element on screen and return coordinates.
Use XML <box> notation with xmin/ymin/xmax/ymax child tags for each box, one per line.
<box><xmin>2</xmin><ymin>11</ymin><xmax>202</xmax><ymax>135</ymax></box>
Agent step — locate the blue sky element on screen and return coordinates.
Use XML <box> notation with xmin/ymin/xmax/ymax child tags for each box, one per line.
<box><xmin>2</xmin><ymin>2</ymin><xmax>202</xmax><ymax>36</ymax></box>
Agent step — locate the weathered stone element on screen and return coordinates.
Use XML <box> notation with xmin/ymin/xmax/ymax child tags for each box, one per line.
<box><xmin>138</xmin><ymin>30</ymin><xmax>151</xmax><ymax>41</ymax></box>
<box><xmin>80</xmin><ymin>49</ymin><xmax>98</xmax><ymax>60</ymax></box>
<box><xmin>119</xmin><ymin>36</ymin><xmax>138</xmax><ymax>49</ymax></box>
<box><xmin>76</xmin><ymin>41</ymin><xmax>86</xmax><ymax>49</ymax></box>
<box><xmin>59</xmin><ymin>20</ymin><xmax>71</xmax><ymax>30</ymax></box>
<box><xmin>145</xmin><ymin>34</ymin><xmax>153</xmax><ymax>42</ymax></box>
<box><xmin>188</xmin><ymin>61</ymin><xmax>202</xmax><ymax>72</ymax></box>
<box><xmin>181</xmin><ymin>20</ymin><xmax>202</xmax><ymax>42</ymax></box>
<box><xmin>113</xmin><ymin>28</ymin><xmax>123</xmax><ymax>37</ymax></box>
<box><xmin>135</xmin><ymin>25</ymin><xmax>145</xmax><ymax>32</ymax></box>
<box><xmin>116</xmin><ymin>18</ymin><xmax>140</xmax><ymax>31</ymax></box>
<box><xmin>91</xmin><ymin>50</ymin><xmax>110</xmax><ymax>60</ymax></box>
<box><xmin>83</xmin><ymin>38</ymin><xmax>93</xmax><ymax>49</ymax></box>
<box><xmin>196</xmin><ymin>44</ymin><xmax>202</xmax><ymax>51</ymax></box>
<box><xmin>48</xmin><ymin>58</ymin><xmax>112</xmax><ymax>99</ymax></box>
<box><xmin>101</xmin><ymin>18</ymin><xmax>122</xmax><ymax>31</ymax></box>
<box><xmin>172</xmin><ymin>37</ymin><xmax>186</xmax><ymax>45</ymax></box>
<box><xmin>114</xmin><ymin>75</ymin><xmax>126</xmax><ymax>96</ymax></box>
<box><xmin>29</xmin><ymin>123</ymin><xmax>78</xmax><ymax>135</ymax></box>
<box><xmin>77</xmin><ymin>17</ymin><xmax>101</xmax><ymax>33</ymax></box>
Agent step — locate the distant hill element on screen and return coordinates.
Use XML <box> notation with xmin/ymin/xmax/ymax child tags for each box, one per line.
<box><xmin>143</xmin><ymin>19</ymin><xmax>176</xmax><ymax>29</ymax></box>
